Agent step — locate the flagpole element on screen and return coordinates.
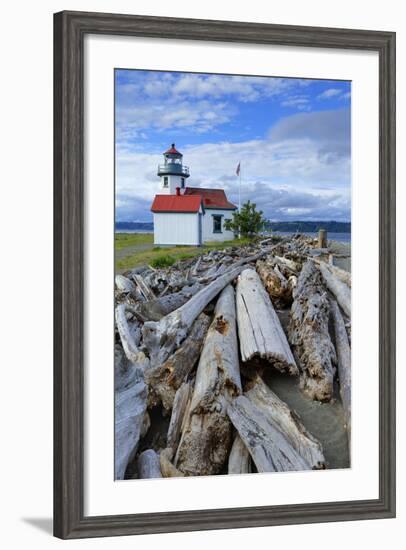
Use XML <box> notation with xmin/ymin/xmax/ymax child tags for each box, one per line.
<box><xmin>238</xmin><ymin>163</ymin><xmax>241</xmax><ymax>239</ymax></box>
<box><xmin>239</xmin><ymin>166</ymin><xmax>241</xmax><ymax>213</ymax></box>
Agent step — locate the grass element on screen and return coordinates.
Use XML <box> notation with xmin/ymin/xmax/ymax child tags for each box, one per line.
<box><xmin>114</xmin><ymin>232</ymin><xmax>153</xmax><ymax>250</ymax></box>
<box><xmin>115</xmin><ymin>233</ymin><xmax>253</xmax><ymax>272</ymax></box>
<box><xmin>150</xmin><ymin>255</ymin><xmax>176</xmax><ymax>268</ymax></box>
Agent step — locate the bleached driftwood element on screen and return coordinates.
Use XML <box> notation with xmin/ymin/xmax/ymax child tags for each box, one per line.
<box><xmin>227</xmin><ymin>395</ymin><xmax>310</xmax><ymax>473</ymax></box>
<box><xmin>228</xmin><ymin>434</ymin><xmax>251</xmax><ymax>474</ymax></box>
<box><xmin>115</xmin><ymin>274</ymin><xmax>136</xmax><ymax>294</ymax></box>
<box><xmin>288</xmin><ymin>260</ymin><xmax>336</xmax><ymax>401</ymax></box>
<box><xmin>318</xmin><ymin>261</ymin><xmax>351</xmax><ymax>317</ymax></box>
<box><xmin>142</xmin><ymin>265</ymin><xmax>245</xmax><ymax>366</ymax></box>
<box><xmin>160</xmin><ymin>448</ymin><xmax>184</xmax><ymax>478</ymax></box>
<box><xmin>136</xmin><ymin>282</ymin><xmax>204</xmax><ymax>322</ymax></box>
<box><xmin>236</xmin><ymin>269</ymin><xmax>298</xmax><ymax>374</ymax></box>
<box><xmin>145</xmin><ymin>314</ymin><xmax>210</xmax><ymax>410</ymax></box>
<box><xmin>176</xmin><ymin>285</ymin><xmax>242</xmax><ymax>476</ymax></box>
<box><xmin>115</xmin><ymin>303</ymin><xmax>149</xmax><ymax>369</ymax></box>
<box><xmin>246</xmin><ymin>377</ymin><xmax>325</xmax><ymax>469</ymax></box>
<box><xmin>114</xmin><ymin>347</ymin><xmax>148</xmax><ymax>480</ymax></box>
<box><xmin>191</xmin><ymin>256</ymin><xmax>202</xmax><ymax>276</ymax></box>
<box><xmin>133</xmin><ymin>273</ymin><xmax>156</xmax><ymax>301</ymax></box>
<box><xmin>167</xmin><ymin>382</ymin><xmax>191</xmax><ymax>451</ymax></box>
<box><xmin>274</xmin><ymin>255</ymin><xmax>300</xmax><ymax>273</ymax></box>
<box><xmin>312</xmin><ymin>258</ymin><xmax>351</xmax><ymax>287</ymax></box>
<box><xmin>331</xmin><ymin>299</ymin><xmax>351</xmax><ymax>438</ymax></box>
<box><xmin>256</xmin><ymin>260</ymin><xmax>293</xmax><ymax>308</ymax></box>
<box><xmin>137</xmin><ymin>449</ymin><xmax>162</xmax><ymax>479</ymax></box>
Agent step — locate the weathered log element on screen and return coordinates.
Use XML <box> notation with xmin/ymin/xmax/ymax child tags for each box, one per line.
<box><xmin>236</xmin><ymin>268</ymin><xmax>298</xmax><ymax>374</ymax></box>
<box><xmin>133</xmin><ymin>273</ymin><xmax>156</xmax><ymax>301</ymax></box>
<box><xmin>246</xmin><ymin>377</ymin><xmax>325</xmax><ymax>469</ymax></box>
<box><xmin>175</xmin><ymin>285</ymin><xmax>242</xmax><ymax>476</ymax></box>
<box><xmin>137</xmin><ymin>449</ymin><xmax>162</xmax><ymax>479</ymax></box>
<box><xmin>318</xmin><ymin>228</ymin><xmax>327</xmax><ymax>248</ymax></box>
<box><xmin>326</xmin><ymin>261</ymin><xmax>351</xmax><ymax>287</ymax></box>
<box><xmin>318</xmin><ymin>261</ymin><xmax>351</xmax><ymax>317</ymax></box>
<box><xmin>160</xmin><ymin>448</ymin><xmax>184</xmax><ymax>478</ymax></box>
<box><xmin>115</xmin><ymin>274</ymin><xmax>136</xmax><ymax>293</ymax></box>
<box><xmin>191</xmin><ymin>256</ymin><xmax>202</xmax><ymax>276</ymax></box>
<box><xmin>227</xmin><ymin>395</ymin><xmax>310</xmax><ymax>472</ymax></box>
<box><xmin>115</xmin><ymin>303</ymin><xmax>149</xmax><ymax>368</ymax></box>
<box><xmin>256</xmin><ymin>260</ymin><xmax>293</xmax><ymax>308</ymax></box>
<box><xmin>114</xmin><ymin>347</ymin><xmax>148</xmax><ymax>479</ymax></box>
<box><xmin>274</xmin><ymin>255</ymin><xmax>300</xmax><ymax>273</ymax></box>
<box><xmin>167</xmin><ymin>382</ymin><xmax>191</xmax><ymax>451</ymax></box>
<box><xmin>145</xmin><ymin>314</ymin><xmax>210</xmax><ymax>410</ymax></box>
<box><xmin>142</xmin><ymin>265</ymin><xmax>245</xmax><ymax>366</ymax></box>
<box><xmin>136</xmin><ymin>282</ymin><xmax>204</xmax><ymax>322</ymax></box>
<box><xmin>228</xmin><ymin>434</ymin><xmax>252</xmax><ymax>474</ymax></box>
<box><xmin>331</xmin><ymin>299</ymin><xmax>351</xmax><ymax>438</ymax></box>
<box><xmin>288</xmin><ymin>260</ymin><xmax>336</xmax><ymax>401</ymax></box>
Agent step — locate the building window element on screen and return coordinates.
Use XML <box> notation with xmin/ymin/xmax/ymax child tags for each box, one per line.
<box><xmin>163</xmin><ymin>177</ymin><xmax>168</xmax><ymax>187</ymax></box>
<box><xmin>181</xmin><ymin>177</ymin><xmax>185</xmax><ymax>188</ymax></box>
<box><xmin>213</xmin><ymin>215</ymin><xmax>222</xmax><ymax>233</ymax></box>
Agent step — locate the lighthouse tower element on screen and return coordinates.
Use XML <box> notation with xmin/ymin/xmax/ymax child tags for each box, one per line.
<box><xmin>157</xmin><ymin>143</ymin><xmax>190</xmax><ymax>195</ymax></box>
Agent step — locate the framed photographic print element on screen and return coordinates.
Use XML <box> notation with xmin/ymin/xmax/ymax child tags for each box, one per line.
<box><xmin>54</xmin><ymin>10</ymin><xmax>396</xmax><ymax>539</ymax></box>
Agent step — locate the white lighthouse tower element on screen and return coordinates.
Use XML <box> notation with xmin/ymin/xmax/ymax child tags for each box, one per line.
<box><xmin>157</xmin><ymin>143</ymin><xmax>190</xmax><ymax>195</ymax></box>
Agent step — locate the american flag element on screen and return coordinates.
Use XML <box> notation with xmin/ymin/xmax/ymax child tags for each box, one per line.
<box><xmin>236</xmin><ymin>162</ymin><xmax>241</xmax><ymax>176</ymax></box>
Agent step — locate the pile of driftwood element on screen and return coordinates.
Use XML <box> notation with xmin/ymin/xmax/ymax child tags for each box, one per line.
<box><xmin>114</xmin><ymin>235</ymin><xmax>351</xmax><ymax>480</ymax></box>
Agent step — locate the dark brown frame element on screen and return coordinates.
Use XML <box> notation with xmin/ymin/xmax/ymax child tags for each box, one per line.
<box><xmin>54</xmin><ymin>10</ymin><xmax>396</xmax><ymax>539</ymax></box>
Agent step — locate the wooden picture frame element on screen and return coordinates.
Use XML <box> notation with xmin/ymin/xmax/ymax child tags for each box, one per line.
<box><xmin>54</xmin><ymin>10</ymin><xmax>396</xmax><ymax>539</ymax></box>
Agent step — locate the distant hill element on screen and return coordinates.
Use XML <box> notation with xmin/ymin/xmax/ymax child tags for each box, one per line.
<box><xmin>116</xmin><ymin>221</ymin><xmax>153</xmax><ymax>231</ymax></box>
<box><xmin>264</xmin><ymin>221</ymin><xmax>351</xmax><ymax>233</ymax></box>
<box><xmin>115</xmin><ymin>220</ymin><xmax>351</xmax><ymax>234</ymax></box>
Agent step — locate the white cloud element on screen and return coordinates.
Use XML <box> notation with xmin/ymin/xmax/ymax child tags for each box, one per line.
<box><xmin>317</xmin><ymin>88</ymin><xmax>343</xmax><ymax>100</ymax></box>
<box><xmin>116</xmin><ymin>115</ymin><xmax>350</xmax><ymax>221</ymax></box>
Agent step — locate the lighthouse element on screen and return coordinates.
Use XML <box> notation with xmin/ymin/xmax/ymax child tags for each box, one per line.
<box><xmin>157</xmin><ymin>143</ymin><xmax>190</xmax><ymax>195</ymax></box>
<box><xmin>151</xmin><ymin>144</ymin><xmax>237</xmax><ymax>246</ymax></box>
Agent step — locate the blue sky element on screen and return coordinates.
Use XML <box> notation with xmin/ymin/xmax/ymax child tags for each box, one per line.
<box><xmin>115</xmin><ymin>69</ymin><xmax>351</xmax><ymax>222</ymax></box>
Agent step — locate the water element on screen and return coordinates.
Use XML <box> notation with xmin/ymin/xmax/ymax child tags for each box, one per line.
<box><xmin>115</xmin><ymin>229</ymin><xmax>153</xmax><ymax>234</ymax></box>
<box><xmin>115</xmin><ymin>229</ymin><xmax>351</xmax><ymax>242</ymax></box>
<box><xmin>270</xmin><ymin>231</ymin><xmax>351</xmax><ymax>243</ymax></box>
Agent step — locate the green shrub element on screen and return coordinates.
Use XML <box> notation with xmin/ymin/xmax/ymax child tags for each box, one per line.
<box><xmin>150</xmin><ymin>255</ymin><xmax>176</xmax><ymax>268</ymax></box>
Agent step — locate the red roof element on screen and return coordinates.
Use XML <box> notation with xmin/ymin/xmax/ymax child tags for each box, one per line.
<box><xmin>164</xmin><ymin>143</ymin><xmax>182</xmax><ymax>155</ymax></box>
<box><xmin>184</xmin><ymin>187</ymin><xmax>237</xmax><ymax>210</ymax></box>
<box><xmin>151</xmin><ymin>194</ymin><xmax>202</xmax><ymax>213</ymax></box>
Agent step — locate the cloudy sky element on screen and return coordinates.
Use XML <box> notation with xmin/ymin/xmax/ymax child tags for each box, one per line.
<box><xmin>115</xmin><ymin>69</ymin><xmax>351</xmax><ymax>222</ymax></box>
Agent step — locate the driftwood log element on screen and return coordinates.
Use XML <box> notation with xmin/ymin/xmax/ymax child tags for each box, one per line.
<box><xmin>135</xmin><ymin>282</ymin><xmax>204</xmax><ymax>322</ymax></box>
<box><xmin>145</xmin><ymin>314</ymin><xmax>210</xmax><ymax>410</ymax></box>
<box><xmin>227</xmin><ymin>395</ymin><xmax>310</xmax><ymax>472</ymax></box>
<box><xmin>115</xmin><ymin>303</ymin><xmax>149</xmax><ymax>369</ymax></box>
<box><xmin>318</xmin><ymin>261</ymin><xmax>351</xmax><ymax>317</ymax></box>
<box><xmin>236</xmin><ymin>269</ymin><xmax>298</xmax><ymax>374</ymax></box>
<box><xmin>142</xmin><ymin>265</ymin><xmax>245</xmax><ymax>366</ymax></box>
<box><xmin>114</xmin><ymin>347</ymin><xmax>148</xmax><ymax>479</ymax></box>
<box><xmin>246</xmin><ymin>377</ymin><xmax>325</xmax><ymax>469</ymax></box>
<box><xmin>256</xmin><ymin>259</ymin><xmax>294</xmax><ymax>308</ymax></box>
<box><xmin>331</xmin><ymin>299</ymin><xmax>351</xmax><ymax>439</ymax></box>
<box><xmin>137</xmin><ymin>449</ymin><xmax>162</xmax><ymax>479</ymax></box>
<box><xmin>288</xmin><ymin>260</ymin><xmax>337</xmax><ymax>401</ymax></box>
<box><xmin>160</xmin><ymin>448</ymin><xmax>184</xmax><ymax>478</ymax></box>
<box><xmin>312</xmin><ymin>258</ymin><xmax>351</xmax><ymax>287</ymax></box>
<box><xmin>175</xmin><ymin>285</ymin><xmax>242</xmax><ymax>476</ymax></box>
<box><xmin>166</xmin><ymin>382</ymin><xmax>191</xmax><ymax>451</ymax></box>
<box><xmin>228</xmin><ymin>434</ymin><xmax>252</xmax><ymax>474</ymax></box>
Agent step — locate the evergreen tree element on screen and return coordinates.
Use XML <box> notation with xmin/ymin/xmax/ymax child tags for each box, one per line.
<box><xmin>224</xmin><ymin>200</ymin><xmax>265</xmax><ymax>238</ymax></box>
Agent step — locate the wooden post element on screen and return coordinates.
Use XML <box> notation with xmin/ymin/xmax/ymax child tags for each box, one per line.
<box><xmin>318</xmin><ymin>229</ymin><xmax>327</xmax><ymax>248</ymax></box>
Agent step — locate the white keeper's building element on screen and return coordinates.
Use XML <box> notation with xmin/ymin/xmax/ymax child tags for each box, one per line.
<box><xmin>151</xmin><ymin>144</ymin><xmax>237</xmax><ymax>246</ymax></box>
